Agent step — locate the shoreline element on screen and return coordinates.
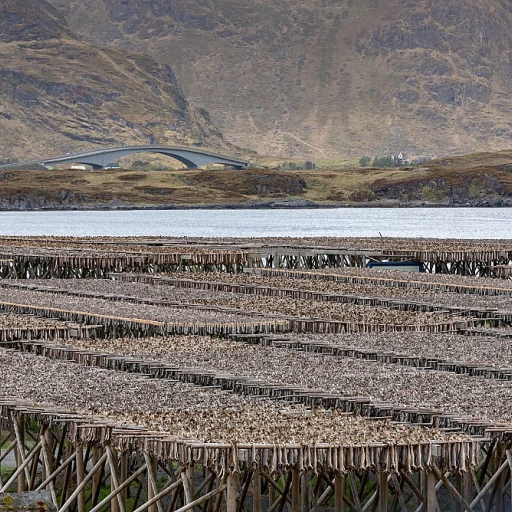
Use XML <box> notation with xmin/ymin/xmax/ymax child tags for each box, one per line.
<box><xmin>1</xmin><ymin>199</ymin><xmax>510</xmax><ymax>212</ymax></box>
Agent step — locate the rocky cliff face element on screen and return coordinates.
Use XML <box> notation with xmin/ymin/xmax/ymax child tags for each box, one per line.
<box><xmin>0</xmin><ymin>1</ymin><xmax>68</xmax><ymax>42</ymax></box>
<box><xmin>0</xmin><ymin>0</ymin><xmax>228</xmax><ymax>161</ymax></box>
<box><xmin>47</xmin><ymin>0</ymin><xmax>512</xmax><ymax>159</ymax></box>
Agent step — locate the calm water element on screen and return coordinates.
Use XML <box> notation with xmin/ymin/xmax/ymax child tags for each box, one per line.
<box><xmin>0</xmin><ymin>208</ymin><xmax>511</xmax><ymax>239</ymax></box>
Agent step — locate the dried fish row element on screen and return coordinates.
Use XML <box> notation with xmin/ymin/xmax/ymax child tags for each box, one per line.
<box><xmin>310</xmin><ymin>266</ymin><xmax>512</xmax><ymax>289</ymax></box>
<box><xmin>5</xmin><ymin>234</ymin><xmax>511</xmax><ymax>254</ymax></box>
<box><xmin>3</xmin><ymin>235</ymin><xmax>510</xmax><ymax>250</ymax></box>
<box><xmin>0</xmin><ymin>280</ymin><xmax>463</xmax><ymax>327</ymax></box>
<box><xmin>0</xmin><ymin>248</ymin><xmax>245</xmax><ymax>267</ymax></box>
<box><xmin>0</xmin><ymin>238</ymin><xmax>249</xmax><ymax>278</ymax></box>
<box><xmin>50</xmin><ymin>334</ymin><xmax>512</xmax><ymax>424</ymax></box>
<box><xmin>0</xmin><ymin>312</ymin><xmax>65</xmax><ymax>328</ymax></box>
<box><xmin>294</xmin><ymin>332</ymin><xmax>512</xmax><ymax>367</ymax></box>
<box><xmin>236</xmin><ymin>236</ymin><xmax>512</xmax><ymax>254</ymax></box>
<box><xmin>0</xmin><ymin>238</ymin><xmax>248</xmax><ymax>256</ymax></box>
<box><xmin>0</xmin><ymin>348</ymin><xmax>464</xmax><ymax>446</ymax></box>
<box><xmin>5</xmin><ymin>338</ymin><xmax>500</xmax><ymax>438</ymax></box>
<box><xmin>150</xmin><ymin>272</ymin><xmax>512</xmax><ymax>310</ymax></box>
<box><xmin>0</xmin><ymin>312</ymin><xmax>78</xmax><ymax>342</ymax></box>
<box><xmin>0</xmin><ymin>287</ymin><xmax>267</xmax><ymax>325</ymax></box>
<box><xmin>259</xmin><ymin>268</ymin><xmax>512</xmax><ymax>297</ymax></box>
<box><xmin>1</xmin><ymin>235</ymin><xmax>512</xmax><ymax>265</ymax></box>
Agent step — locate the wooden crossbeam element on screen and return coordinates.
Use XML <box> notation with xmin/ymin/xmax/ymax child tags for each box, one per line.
<box><xmin>431</xmin><ymin>467</ymin><xmax>475</xmax><ymax>512</ymax></box>
<box><xmin>171</xmin><ymin>484</ymin><xmax>228</xmax><ymax>512</ymax></box>
<box><xmin>59</xmin><ymin>451</ymin><xmax>108</xmax><ymax>512</ymax></box>
<box><xmin>133</xmin><ymin>479</ymin><xmax>193</xmax><ymax>512</ymax></box>
<box><xmin>89</xmin><ymin>463</ymin><xmax>148</xmax><ymax>512</ymax></box>
<box><xmin>470</xmin><ymin>456</ymin><xmax>510</xmax><ymax>509</ymax></box>
<box><xmin>0</xmin><ymin>439</ymin><xmax>43</xmax><ymax>492</ymax></box>
<box><xmin>39</xmin><ymin>433</ymin><xmax>61</xmax><ymax>507</ymax></box>
<box><xmin>106</xmin><ymin>446</ymin><xmax>126</xmax><ymax>512</ymax></box>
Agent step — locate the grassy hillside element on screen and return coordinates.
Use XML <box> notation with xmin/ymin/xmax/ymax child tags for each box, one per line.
<box><xmin>2</xmin><ymin>151</ymin><xmax>512</xmax><ymax>209</ymax></box>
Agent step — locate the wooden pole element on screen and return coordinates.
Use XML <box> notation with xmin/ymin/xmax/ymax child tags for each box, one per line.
<box><xmin>160</xmin><ymin>484</ymin><xmax>227</xmax><ymax>512</ymax></box>
<box><xmin>455</xmin><ymin>473</ymin><xmax>463</xmax><ymax>512</ymax></box>
<box><xmin>201</xmin><ymin>471</ymin><xmax>216</xmax><ymax>512</ymax></box>
<box><xmin>106</xmin><ymin>445</ymin><xmax>125</xmax><ymax>512</ymax></box>
<box><xmin>145</xmin><ymin>453</ymin><xmax>163</xmax><ymax>512</ymax></box>
<box><xmin>236</xmin><ymin>470</ymin><xmax>253</xmax><ymax>512</ymax></box>
<box><xmin>378</xmin><ymin>470</ymin><xmax>387</xmax><ymax>512</ymax></box>
<box><xmin>335</xmin><ymin>475</ymin><xmax>345</xmax><ymax>512</ymax></box>
<box><xmin>28</xmin><ymin>431</ymin><xmax>42</xmax><ymax>490</ymax></box>
<box><xmin>494</xmin><ymin>448</ymin><xmax>505</xmax><ymax>512</ymax></box>
<box><xmin>316</xmin><ymin>474</ymin><xmax>335</xmax><ymax>507</ymax></box>
<box><xmin>292</xmin><ymin>469</ymin><xmax>300</xmax><ymax>512</ymax></box>
<box><xmin>470</xmin><ymin>458</ymin><xmax>509</xmax><ymax>509</ymax></box>
<box><xmin>0</xmin><ymin>440</ymin><xmax>16</xmax><ymax>466</ymax></box>
<box><xmin>226</xmin><ymin>473</ymin><xmax>238</xmax><ymax>512</ymax></box>
<box><xmin>39</xmin><ymin>435</ymin><xmax>58</xmax><ymax>508</ymax></box>
<box><xmin>277</xmin><ymin>473</ymin><xmax>292</xmax><ymax>512</ymax></box>
<box><xmin>187</xmin><ymin>464</ymin><xmax>196</xmax><ymax>502</ymax></box>
<box><xmin>348</xmin><ymin>472</ymin><xmax>363</xmax><ymax>512</ymax></box>
<box><xmin>91</xmin><ymin>447</ymin><xmax>102</xmax><ymax>508</ymax></box>
<box><xmin>121</xmin><ymin>451</ymin><xmax>129</xmax><ymax>503</ymax></box>
<box><xmin>132</xmin><ymin>477</ymin><xmax>184</xmax><ymax>512</ymax></box>
<box><xmin>253</xmin><ymin>472</ymin><xmax>262</xmax><ymax>512</ymax></box>
<box><xmin>0</xmin><ymin>439</ymin><xmax>43</xmax><ymax>493</ymax></box>
<box><xmin>36</xmin><ymin>450</ymin><xmax>76</xmax><ymax>492</ymax></box>
<box><xmin>268</xmin><ymin>475</ymin><xmax>276</xmax><ymax>512</ymax></box>
<box><xmin>391</xmin><ymin>473</ymin><xmax>408</xmax><ymax>512</ymax></box>
<box><xmin>59</xmin><ymin>452</ymin><xmax>107</xmax><ymax>512</ymax></box>
<box><xmin>182</xmin><ymin>469</ymin><xmax>193</xmax><ymax>505</ymax></box>
<box><xmin>300</xmin><ymin>471</ymin><xmax>309</xmax><ymax>512</ymax></box>
<box><xmin>463</xmin><ymin>471</ymin><xmax>473</xmax><ymax>510</ymax></box>
<box><xmin>43</xmin><ymin>427</ymin><xmax>55</xmax><ymax>478</ymax></box>
<box><xmin>89</xmin><ymin>463</ymin><xmax>148</xmax><ymax>512</ymax></box>
<box><xmin>431</xmin><ymin>467</ymin><xmax>475</xmax><ymax>512</ymax></box>
<box><xmin>426</xmin><ymin>471</ymin><xmax>437</xmax><ymax>512</ymax></box>
<box><xmin>398</xmin><ymin>471</ymin><xmax>423</xmax><ymax>506</ymax></box>
<box><xmin>12</xmin><ymin>414</ymin><xmax>27</xmax><ymax>491</ymax></box>
<box><xmin>61</xmin><ymin>440</ymin><xmax>74</xmax><ymax>506</ymax></box>
<box><xmin>75</xmin><ymin>444</ymin><xmax>86</xmax><ymax>512</ymax></box>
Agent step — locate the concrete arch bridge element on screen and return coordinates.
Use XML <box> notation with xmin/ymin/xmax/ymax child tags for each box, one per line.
<box><xmin>0</xmin><ymin>146</ymin><xmax>249</xmax><ymax>170</ymax></box>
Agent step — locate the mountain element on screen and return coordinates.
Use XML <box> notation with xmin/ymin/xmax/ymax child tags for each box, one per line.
<box><xmin>0</xmin><ymin>0</ymin><xmax>228</xmax><ymax>161</ymax></box>
<box><xmin>46</xmin><ymin>0</ymin><xmax>512</xmax><ymax>160</ymax></box>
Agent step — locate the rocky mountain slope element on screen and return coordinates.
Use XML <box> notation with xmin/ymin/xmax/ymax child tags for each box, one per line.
<box><xmin>0</xmin><ymin>0</ymin><xmax>228</xmax><ymax>161</ymax></box>
<box><xmin>47</xmin><ymin>0</ymin><xmax>512</xmax><ymax>159</ymax></box>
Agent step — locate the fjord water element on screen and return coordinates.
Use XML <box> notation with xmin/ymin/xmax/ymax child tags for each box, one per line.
<box><xmin>0</xmin><ymin>208</ymin><xmax>511</xmax><ymax>239</ymax></box>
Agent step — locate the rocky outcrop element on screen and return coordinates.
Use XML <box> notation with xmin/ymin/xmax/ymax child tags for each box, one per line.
<box><xmin>0</xmin><ymin>491</ymin><xmax>55</xmax><ymax>512</ymax></box>
<box><xmin>0</xmin><ymin>0</ymin><xmax>68</xmax><ymax>42</ymax></box>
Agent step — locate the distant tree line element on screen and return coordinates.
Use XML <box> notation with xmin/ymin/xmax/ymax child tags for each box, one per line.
<box><xmin>279</xmin><ymin>161</ymin><xmax>316</xmax><ymax>170</ymax></box>
<box><xmin>132</xmin><ymin>160</ymin><xmax>171</xmax><ymax>171</ymax></box>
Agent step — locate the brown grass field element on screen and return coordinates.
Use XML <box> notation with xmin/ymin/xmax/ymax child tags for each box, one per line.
<box><xmin>2</xmin><ymin>150</ymin><xmax>512</xmax><ymax>208</ymax></box>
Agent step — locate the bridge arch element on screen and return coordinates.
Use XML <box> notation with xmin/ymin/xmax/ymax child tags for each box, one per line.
<box><xmin>66</xmin><ymin>152</ymin><xmax>199</xmax><ymax>171</ymax></box>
